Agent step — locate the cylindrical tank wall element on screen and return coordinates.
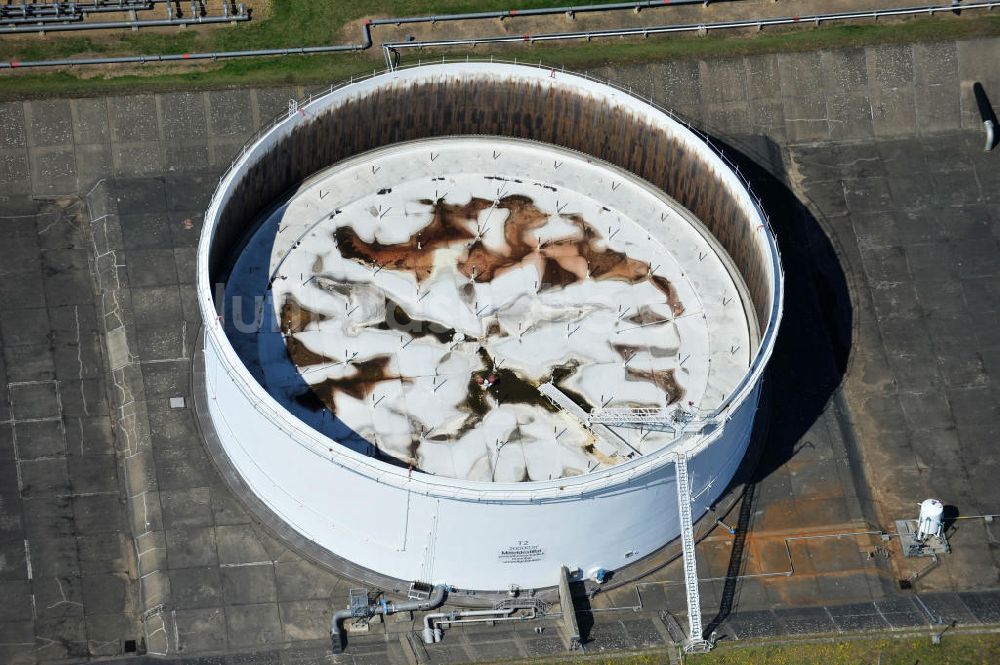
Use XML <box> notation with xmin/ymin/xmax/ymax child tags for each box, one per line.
<box><xmin>196</xmin><ymin>63</ymin><xmax>782</xmax><ymax>592</ymax></box>
<box><xmin>917</xmin><ymin>498</ymin><xmax>944</xmax><ymax>541</ymax></box>
<box><xmin>202</xmin><ymin>327</ymin><xmax>761</xmax><ymax>589</ymax></box>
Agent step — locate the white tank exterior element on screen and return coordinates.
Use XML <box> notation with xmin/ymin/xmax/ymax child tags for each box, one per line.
<box><xmin>195</xmin><ymin>62</ymin><xmax>784</xmax><ymax>592</ymax></box>
<box><xmin>917</xmin><ymin>498</ymin><xmax>945</xmax><ymax>541</ymax></box>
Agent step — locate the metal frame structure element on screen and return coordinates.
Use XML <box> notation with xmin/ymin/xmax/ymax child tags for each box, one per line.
<box><xmin>674</xmin><ymin>452</ymin><xmax>712</xmax><ymax>652</ymax></box>
<box><xmin>588</xmin><ymin>406</ymin><xmax>714</xmax><ymax>434</ymax></box>
<box><xmin>0</xmin><ymin>0</ymin><xmax>247</xmax><ymax>32</ymax></box>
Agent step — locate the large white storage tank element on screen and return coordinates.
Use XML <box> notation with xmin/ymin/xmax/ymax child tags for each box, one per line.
<box><xmin>195</xmin><ymin>62</ymin><xmax>783</xmax><ymax>594</ymax></box>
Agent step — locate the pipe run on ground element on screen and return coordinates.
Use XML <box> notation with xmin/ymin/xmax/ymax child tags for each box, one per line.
<box><xmin>381</xmin><ymin>1</ymin><xmax>1000</xmax><ymax>52</ymax></box>
<box><xmin>8</xmin><ymin>1</ymin><xmax>998</xmax><ymax>70</ymax></box>
<box><xmin>331</xmin><ymin>584</ymin><xmax>448</xmax><ymax>654</ymax></box>
<box><xmin>422</xmin><ymin>607</ymin><xmax>531</xmax><ymax>644</ymax></box>
<box><xmin>0</xmin><ymin>8</ymin><xmax>247</xmax><ymax>34</ymax></box>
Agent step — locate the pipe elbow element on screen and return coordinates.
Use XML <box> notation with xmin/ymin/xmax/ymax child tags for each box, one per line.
<box><xmin>329</xmin><ymin>608</ymin><xmax>354</xmax><ymax>653</ymax></box>
<box><xmin>399</xmin><ymin>584</ymin><xmax>449</xmax><ymax>613</ymax></box>
<box><xmin>335</xmin><ymin>584</ymin><xmax>447</xmax><ymax>653</ymax></box>
<box><xmin>428</xmin><ymin>584</ymin><xmax>448</xmax><ymax>608</ymax></box>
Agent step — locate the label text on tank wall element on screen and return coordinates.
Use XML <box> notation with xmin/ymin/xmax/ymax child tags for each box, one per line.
<box><xmin>498</xmin><ymin>541</ymin><xmax>545</xmax><ymax>563</ymax></box>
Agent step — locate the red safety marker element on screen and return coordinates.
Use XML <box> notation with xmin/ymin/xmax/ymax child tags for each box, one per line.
<box><xmin>182</xmin><ymin>53</ymin><xmax>190</xmax><ymax>59</ymax></box>
<box><xmin>509</xmin><ymin>9</ymin><xmax>519</xmax><ymax>16</ymax></box>
<box><xmin>10</xmin><ymin>60</ymin><xmax>20</xmax><ymax>68</ymax></box>
<box><xmin>522</xmin><ymin>33</ymin><xmax>531</xmax><ymax>41</ymax></box>
<box><xmin>792</xmin><ymin>16</ymin><xmax>800</xmax><ymax>22</ymax></box>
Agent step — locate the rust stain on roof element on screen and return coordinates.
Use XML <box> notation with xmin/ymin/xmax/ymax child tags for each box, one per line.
<box><xmin>332</xmin><ymin>193</ymin><xmax>685</xmax><ymax>314</ymax></box>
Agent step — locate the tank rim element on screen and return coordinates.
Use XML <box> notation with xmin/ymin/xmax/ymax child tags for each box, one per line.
<box><xmin>195</xmin><ymin>60</ymin><xmax>784</xmax><ymax>502</ymax></box>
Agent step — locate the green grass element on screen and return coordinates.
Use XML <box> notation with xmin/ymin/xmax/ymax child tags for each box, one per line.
<box><xmin>0</xmin><ymin>54</ymin><xmax>376</xmax><ymax>98</ymax></box>
<box><xmin>1</xmin><ymin>3</ymin><xmax>999</xmax><ymax>98</ymax></box>
<box><xmin>0</xmin><ymin>0</ymin><xmax>633</xmax><ymax>60</ymax></box>
<box><xmin>688</xmin><ymin>632</ymin><xmax>1000</xmax><ymax>665</ymax></box>
<box><xmin>460</xmin><ymin>632</ymin><xmax>1000</xmax><ymax>665</ymax></box>
<box><xmin>477</xmin><ymin>653</ymin><xmax>673</xmax><ymax>665</ymax></box>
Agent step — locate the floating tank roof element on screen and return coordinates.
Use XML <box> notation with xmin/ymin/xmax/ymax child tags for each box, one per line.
<box><xmin>227</xmin><ymin>136</ymin><xmax>757</xmax><ymax>482</ymax></box>
<box><xmin>201</xmin><ymin>62</ymin><xmax>783</xmax><ymax>500</ymax></box>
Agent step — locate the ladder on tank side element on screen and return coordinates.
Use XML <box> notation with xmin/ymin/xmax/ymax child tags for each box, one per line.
<box><xmin>575</xmin><ymin>402</ymin><xmax>714</xmax><ymax>651</ymax></box>
<box><xmin>673</xmin><ymin>451</ymin><xmax>712</xmax><ymax>653</ymax></box>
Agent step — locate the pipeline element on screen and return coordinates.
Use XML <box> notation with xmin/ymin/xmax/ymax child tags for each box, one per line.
<box><xmin>382</xmin><ymin>1</ymin><xmax>1000</xmax><ymax>51</ymax></box>
<box><xmin>46</xmin><ymin>3</ymin><xmax>157</xmax><ymax>13</ymax></box>
<box><xmin>0</xmin><ymin>1</ymin><xmax>156</xmax><ymax>18</ymax></box>
<box><xmin>5</xmin><ymin>0</ymin><xmax>1000</xmax><ymax>70</ymax></box>
<box><xmin>2</xmin><ymin>1</ymin><xmax>998</xmax><ymax>69</ymax></box>
<box><xmin>422</xmin><ymin>607</ymin><xmax>530</xmax><ymax>644</ymax></box>
<box><xmin>0</xmin><ymin>43</ymin><xmax>366</xmax><ymax>68</ymax></box>
<box><xmin>369</xmin><ymin>0</ymin><xmax>714</xmax><ymax>26</ymax></box>
<box><xmin>0</xmin><ymin>0</ymin><xmax>711</xmax><ymax>36</ymax></box>
<box><xmin>1</xmin><ymin>13</ymin><xmax>367</xmax><ymax>68</ymax></box>
<box><xmin>331</xmin><ymin>583</ymin><xmax>447</xmax><ymax>654</ymax></box>
<box><xmin>0</xmin><ymin>14</ymin><xmax>83</xmax><ymax>25</ymax></box>
<box><xmin>973</xmin><ymin>82</ymin><xmax>998</xmax><ymax>151</ymax></box>
<box><xmin>0</xmin><ymin>8</ymin><xmax>248</xmax><ymax>33</ymax></box>
<box><xmin>979</xmin><ymin>118</ymin><xmax>993</xmax><ymax>152</ymax></box>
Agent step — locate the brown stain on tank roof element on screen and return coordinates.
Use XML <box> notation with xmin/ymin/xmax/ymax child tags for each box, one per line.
<box><xmin>625</xmin><ymin>367</ymin><xmax>685</xmax><ymax>405</ymax></box>
<box><xmin>281</xmin><ymin>294</ymin><xmax>326</xmax><ymax>334</ymax></box>
<box><xmin>304</xmin><ymin>355</ymin><xmax>408</xmax><ymax>410</ymax></box>
<box><xmin>582</xmin><ymin>442</ymin><xmax>620</xmax><ymax>467</ymax></box>
<box><xmin>334</xmin><ymin>196</ymin><xmax>487</xmax><ymax>281</ymax></box>
<box><xmin>332</xmin><ymin>193</ymin><xmax>686</xmax><ymax>316</ymax></box>
<box><xmin>651</xmin><ymin>275</ymin><xmax>685</xmax><ymax>317</ymax></box>
<box><xmin>288</xmin><ymin>194</ymin><xmax>691</xmax><ymax>472</ymax></box>
<box><xmin>540</xmin><ymin>257</ymin><xmax>580</xmax><ymax>289</ymax></box>
<box><xmin>286</xmin><ymin>337</ymin><xmax>336</xmax><ymax>367</ymax></box>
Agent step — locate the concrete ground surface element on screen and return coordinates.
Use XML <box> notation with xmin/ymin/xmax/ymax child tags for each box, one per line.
<box><xmin>0</xmin><ymin>34</ymin><xmax>997</xmax><ymax>665</ymax></box>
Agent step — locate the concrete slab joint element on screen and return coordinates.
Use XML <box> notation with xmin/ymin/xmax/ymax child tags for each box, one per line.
<box><xmin>0</xmin><ymin>36</ymin><xmax>993</xmax><ymax>665</ymax></box>
<box><xmin>84</xmin><ymin>179</ymin><xmax>172</xmax><ymax>656</ymax></box>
